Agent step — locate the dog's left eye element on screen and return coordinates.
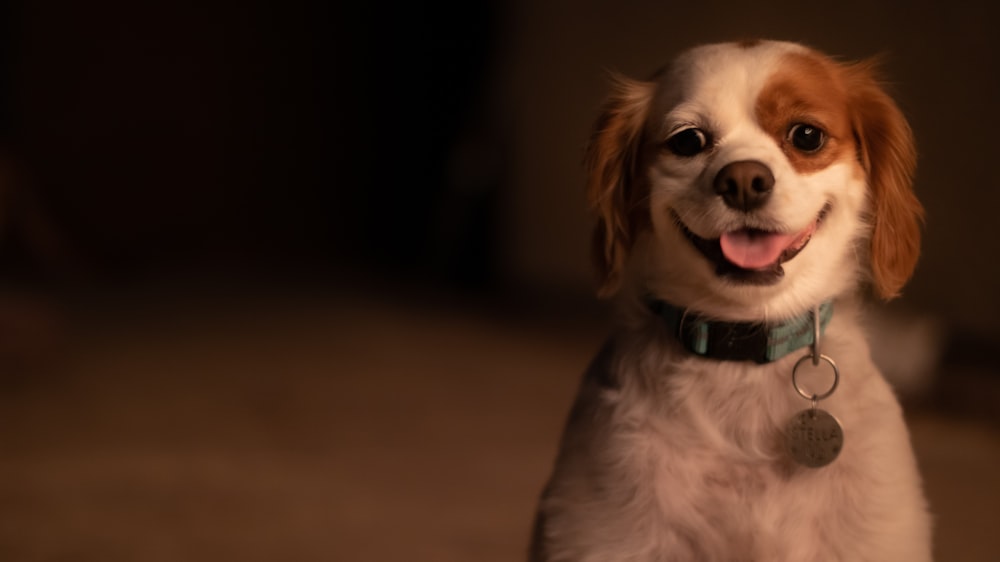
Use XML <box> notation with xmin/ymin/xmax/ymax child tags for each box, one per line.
<box><xmin>788</xmin><ymin>123</ymin><xmax>826</xmax><ymax>152</ymax></box>
<box><xmin>665</xmin><ymin>127</ymin><xmax>709</xmax><ymax>157</ymax></box>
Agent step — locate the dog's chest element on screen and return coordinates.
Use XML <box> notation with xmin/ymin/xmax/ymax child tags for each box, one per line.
<box><xmin>601</xmin><ymin>408</ymin><xmax>837</xmax><ymax>561</ymax></box>
<box><xmin>539</xmin><ymin>328</ymin><xmax>930</xmax><ymax>562</ymax></box>
<box><xmin>602</xmin><ymin>356</ymin><xmax>848</xmax><ymax>558</ymax></box>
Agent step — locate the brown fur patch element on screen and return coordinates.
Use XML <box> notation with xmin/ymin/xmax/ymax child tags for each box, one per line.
<box><xmin>842</xmin><ymin>60</ymin><xmax>923</xmax><ymax>299</ymax></box>
<box><xmin>755</xmin><ymin>52</ymin><xmax>856</xmax><ymax>174</ymax></box>
<box><xmin>586</xmin><ymin>74</ymin><xmax>655</xmax><ymax>297</ymax></box>
<box><xmin>759</xmin><ymin>51</ymin><xmax>922</xmax><ymax>298</ymax></box>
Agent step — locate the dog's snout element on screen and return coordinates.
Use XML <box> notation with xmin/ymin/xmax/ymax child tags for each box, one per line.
<box><xmin>713</xmin><ymin>160</ymin><xmax>775</xmax><ymax>212</ymax></box>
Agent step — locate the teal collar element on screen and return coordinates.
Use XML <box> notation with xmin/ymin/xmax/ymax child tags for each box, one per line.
<box><xmin>646</xmin><ymin>299</ymin><xmax>833</xmax><ymax>364</ymax></box>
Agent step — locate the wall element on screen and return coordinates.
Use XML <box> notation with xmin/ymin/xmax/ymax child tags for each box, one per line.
<box><xmin>4</xmin><ymin>0</ymin><xmax>999</xmax><ymax>344</ymax></box>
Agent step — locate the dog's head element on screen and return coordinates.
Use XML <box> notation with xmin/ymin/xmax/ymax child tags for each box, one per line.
<box><xmin>588</xmin><ymin>40</ymin><xmax>923</xmax><ymax>319</ymax></box>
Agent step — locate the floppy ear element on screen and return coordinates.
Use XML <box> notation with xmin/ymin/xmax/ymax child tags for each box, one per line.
<box><xmin>585</xmin><ymin>74</ymin><xmax>655</xmax><ymax>297</ymax></box>
<box><xmin>846</xmin><ymin>61</ymin><xmax>924</xmax><ymax>300</ymax></box>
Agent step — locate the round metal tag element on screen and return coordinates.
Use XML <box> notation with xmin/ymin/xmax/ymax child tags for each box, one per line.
<box><xmin>785</xmin><ymin>408</ymin><xmax>844</xmax><ymax>468</ymax></box>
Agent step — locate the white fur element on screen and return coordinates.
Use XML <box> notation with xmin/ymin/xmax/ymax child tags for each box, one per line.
<box><xmin>531</xmin><ymin>41</ymin><xmax>932</xmax><ymax>562</ymax></box>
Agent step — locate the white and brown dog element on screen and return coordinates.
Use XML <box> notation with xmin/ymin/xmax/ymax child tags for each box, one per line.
<box><xmin>531</xmin><ymin>40</ymin><xmax>931</xmax><ymax>561</ymax></box>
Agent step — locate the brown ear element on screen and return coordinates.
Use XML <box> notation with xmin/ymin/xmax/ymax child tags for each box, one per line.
<box><xmin>846</xmin><ymin>61</ymin><xmax>924</xmax><ymax>300</ymax></box>
<box><xmin>585</xmin><ymin>74</ymin><xmax>655</xmax><ymax>297</ymax></box>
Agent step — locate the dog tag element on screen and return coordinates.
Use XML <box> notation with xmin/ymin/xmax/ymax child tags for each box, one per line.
<box><xmin>785</xmin><ymin>408</ymin><xmax>844</xmax><ymax>468</ymax></box>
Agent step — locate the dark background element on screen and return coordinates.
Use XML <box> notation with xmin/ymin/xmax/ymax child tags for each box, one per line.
<box><xmin>2</xmin><ymin>1</ymin><xmax>999</xmax><ymax>335</ymax></box>
<box><xmin>1</xmin><ymin>0</ymin><xmax>505</xmax><ymax>287</ymax></box>
<box><xmin>9</xmin><ymin>0</ymin><xmax>999</xmax><ymax>397</ymax></box>
<box><xmin>0</xmin><ymin>1</ymin><xmax>998</xmax><ymax>560</ymax></box>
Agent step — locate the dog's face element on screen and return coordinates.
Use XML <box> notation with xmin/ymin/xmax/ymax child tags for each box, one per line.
<box><xmin>588</xmin><ymin>41</ymin><xmax>923</xmax><ymax>320</ymax></box>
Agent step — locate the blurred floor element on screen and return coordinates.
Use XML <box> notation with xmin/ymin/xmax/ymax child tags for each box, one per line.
<box><xmin>0</xmin><ymin>283</ymin><xmax>996</xmax><ymax>561</ymax></box>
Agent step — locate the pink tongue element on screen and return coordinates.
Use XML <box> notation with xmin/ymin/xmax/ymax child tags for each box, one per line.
<box><xmin>720</xmin><ymin>229</ymin><xmax>804</xmax><ymax>270</ymax></box>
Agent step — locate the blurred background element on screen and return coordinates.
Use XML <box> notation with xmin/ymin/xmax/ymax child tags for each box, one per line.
<box><xmin>0</xmin><ymin>0</ymin><xmax>997</xmax><ymax>560</ymax></box>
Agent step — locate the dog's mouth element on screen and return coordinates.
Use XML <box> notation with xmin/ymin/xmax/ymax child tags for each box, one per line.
<box><xmin>674</xmin><ymin>204</ymin><xmax>831</xmax><ymax>285</ymax></box>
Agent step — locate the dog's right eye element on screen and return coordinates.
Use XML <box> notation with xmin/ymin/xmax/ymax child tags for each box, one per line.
<box><xmin>666</xmin><ymin>128</ymin><xmax>709</xmax><ymax>157</ymax></box>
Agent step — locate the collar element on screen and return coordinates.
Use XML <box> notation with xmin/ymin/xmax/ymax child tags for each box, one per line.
<box><xmin>646</xmin><ymin>298</ymin><xmax>834</xmax><ymax>364</ymax></box>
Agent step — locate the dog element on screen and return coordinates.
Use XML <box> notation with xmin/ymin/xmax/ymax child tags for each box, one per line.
<box><xmin>530</xmin><ymin>40</ymin><xmax>932</xmax><ymax>561</ymax></box>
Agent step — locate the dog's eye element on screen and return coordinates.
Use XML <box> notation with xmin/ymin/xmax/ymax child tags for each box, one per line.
<box><xmin>788</xmin><ymin>123</ymin><xmax>826</xmax><ymax>152</ymax></box>
<box><xmin>666</xmin><ymin>128</ymin><xmax>709</xmax><ymax>157</ymax></box>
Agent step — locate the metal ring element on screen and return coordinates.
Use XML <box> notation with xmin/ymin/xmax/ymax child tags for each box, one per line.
<box><xmin>792</xmin><ymin>353</ymin><xmax>839</xmax><ymax>402</ymax></box>
<box><xmin>811</xmin><ymin>307</ymin><xmax>821</xmax><ymax>366</ymax></box>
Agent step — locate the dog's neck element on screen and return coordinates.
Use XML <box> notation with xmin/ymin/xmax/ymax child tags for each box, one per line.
<box><xmin>645</xmin><ymin>298</ymin><xmax>833</xmax><ymax>364</ymax></box>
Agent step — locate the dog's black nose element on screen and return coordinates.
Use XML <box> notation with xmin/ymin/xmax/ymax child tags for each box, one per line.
<box><xmin>713</xmin><ymin>160</ymin><xmax>774</xmax><ymax>212</ymax></box>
